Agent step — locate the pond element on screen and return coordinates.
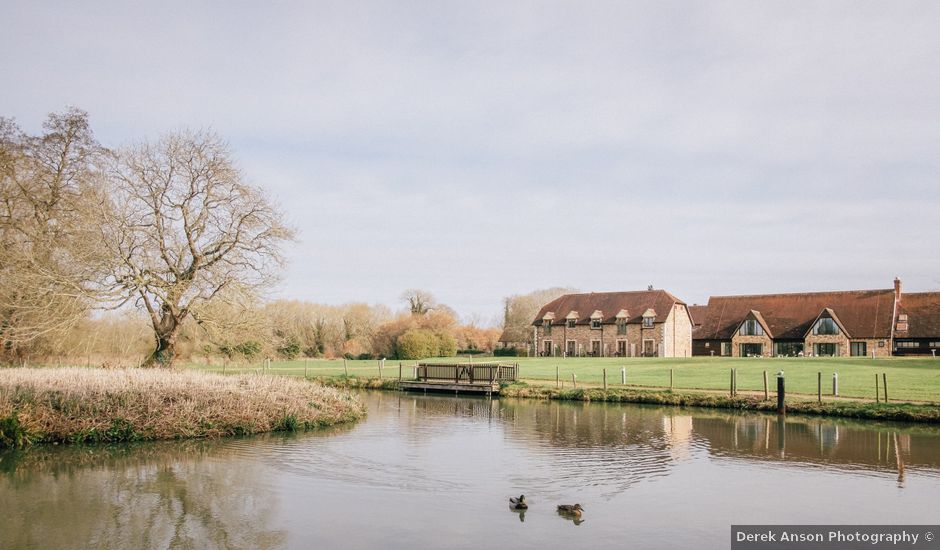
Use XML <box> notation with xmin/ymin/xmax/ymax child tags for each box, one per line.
<box><xmin>2</xmin><ymin>391</ymin><xmax>938</xmax><ymax>549</ymax></box>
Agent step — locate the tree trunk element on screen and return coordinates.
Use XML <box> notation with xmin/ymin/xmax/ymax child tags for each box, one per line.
<box><xmin>145</xmin><ymin>315</ymin><xmax>180</xmax><ymax>368</ymax></box>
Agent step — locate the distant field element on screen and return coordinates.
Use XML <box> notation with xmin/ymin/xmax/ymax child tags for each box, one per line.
<box><xmin>186</xmin><ymin>356</ymin><xmax>940</xmax><ymax>403</ymax></box>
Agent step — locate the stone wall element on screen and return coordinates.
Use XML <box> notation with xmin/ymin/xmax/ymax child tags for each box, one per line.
<box><xmin>663</xmin><ymin>304</ymin><xmax>693</xmax><ymax>358</ymax></box>
<box><xmin>804</xmin><ymin>333</ymin><xmax>850</xmax><ymax>357</ymax></box>
<box><xmin>730</xmin><ymin>333</ymin><xmax>773</xmax><ymax>357</ymax></box>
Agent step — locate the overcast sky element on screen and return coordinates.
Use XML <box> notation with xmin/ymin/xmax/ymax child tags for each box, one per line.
<box><xmin>3</xmin><ymin>1</ymin><xmax>939</xmax><ymax>323</ymax></box>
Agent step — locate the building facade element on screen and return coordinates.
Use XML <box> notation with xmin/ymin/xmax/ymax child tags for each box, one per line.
<box><xmin>532</xmin><ymin>290</ymin><xmax>693</xmax><ymax>358</ymax></box>
<box><xmin>692</xmin><ymin>279</ymin><xmax>917</xmax><ymax>357</ymax></box>
<box><xmin>893</xmin><ymin>290</ymin><xmax>940</xmax><ymax>355</ymax></box>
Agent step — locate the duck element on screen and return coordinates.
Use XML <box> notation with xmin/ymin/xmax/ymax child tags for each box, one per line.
<box><xmin>509</xmin><ymin>495</ymin><xmax>528</xmax><ymax>510</ymax></box>
<box><xmin>557</xmin><ymin>503</ymin><xmax>584</xmax><ymax>517</ymax></box>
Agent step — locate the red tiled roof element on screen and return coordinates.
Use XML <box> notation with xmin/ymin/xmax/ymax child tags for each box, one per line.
<box><xmin>532</xmin><ymin>290</ymin><xmax>685</xmax><ymax>326</ymax></box>
<box><xmin>688</xmin><ymin>305</ymin><xmax>708</xmax><ymax>326</ymax></box>
<box><xmin>696</xmin><ymin>289</ymin><xmax>895</xmax><ymax>340</ymax></box>
<box><xmin>897</xmin><ymin>292</ymin><xmax>940</xmax><ymax>339</ymax></box>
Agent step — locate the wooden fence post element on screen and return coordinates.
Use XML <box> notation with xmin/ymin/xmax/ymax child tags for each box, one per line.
<box><xmin>621</xmin><ymin>367</ymin><xmax>626</xmax><ymax>385</ymax></box>
<box><xmin>572</xmin><ymin>373</ymin><xmax>577</xmax><ymax>389</ymax></box>
<box><xmin>603</xmin><ymin>368</ymin><xmax>607</xmax><ymax>390</ymax></box>
<box><xmin>343</xmin><ymin>358</ymin><xmax>348</xmax><ymax>377</ymax></box>
<box><xmin>875</xmin><ymin>374</ymin><xmax>880</xmax><ymax>403</ymax></box>
<box><xmin>556</xmin><ymin>365</ymin><xmax>560</xmax><ymax>388</ymax></box>
<box><xmin>730</xmin><ymin>368</ymin><xmax>735</xmax><ymax>397</ymax></box>
<box><xmin>832</xmin><ymin>372</ymin><xmax>838</xmax><ymax>396</ymax></box>
<box><xmin>399</xmin><ymin>362</ymin><xmax>402</xmax><ymax>382</ymax></box>
<box><xmin>763</xmin><ymin>370</ymin><xmax>769</xmax><ymax>400</ymax></box>
<box><xmin>817</xmin><ymin>371</ymin><xmax>822</xmax><ymax>403</ymax></box>
<box><xmin>883</xmin><ymin>372</ymin><xmax>888</xmax><ymax>403</ymax></box>
<box><xmin>670</xmin><ymin>368</ymin><xmax>674</xmax><ymax>390</ymax></box>
<box><xmin>777</xmin><ymin>371</ymin><xmax>786</xmax><ymax>414</ymax></box>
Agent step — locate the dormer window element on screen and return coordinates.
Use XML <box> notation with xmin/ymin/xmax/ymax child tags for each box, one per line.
<box><xmin>642</xmin><ymin>317</ymin><xmax>654</xmax><ymax>328</ymax></box>
<box><xmin>740</xmin><ymin>319</ymin><xmax>764</xmax><ymax>336</ymax></box>
<box><xmin>567</xmin><ymin>319</ymin><xmax>577</xmax><ymax>328</ymax></box>
<box><xmin>813</xmin><ymin>317</ymin><xmax>840</xmax><ymax>336</ymax></box>
<box><xmin>542</xmin><ymin>319</ymin><xmax>552</xmax><ymax>336</ymax></box>
<box><xmin>616</xmin><ymin>318</ymin><xmax>627</xmax><ymax>335</ymax></box>
<box><xmin>591</xmin><ymin>319</ymin><xmax>601</xmax><ymax>329</ymax></box>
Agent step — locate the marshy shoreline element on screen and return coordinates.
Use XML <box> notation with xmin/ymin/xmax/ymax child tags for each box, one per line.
<box><xmin>0</xmin><ymin>368</ymin><xmax>364</xmax><ymax>448</ymax></box>
<box><xmin>321</xmin><ymin>376</ymin><xmax>940</xmax><ymax>424</ymax></box>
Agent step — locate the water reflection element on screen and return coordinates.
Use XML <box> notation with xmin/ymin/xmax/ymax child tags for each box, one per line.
<box><xmin>0</xmin><ymin>438</ymin><xmax>293</xmax><ymax>549</ymax></box>
<box><xmin>1</xmin><ymin>391</ymin><xmax>938</xmax><ymax>550</ymax></box>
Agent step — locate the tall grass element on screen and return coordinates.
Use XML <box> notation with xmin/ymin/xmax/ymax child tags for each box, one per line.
<box><xmin>0</xmin><ymin>368</ymin><xmax>364</xmax><ymax>448</ymax></box>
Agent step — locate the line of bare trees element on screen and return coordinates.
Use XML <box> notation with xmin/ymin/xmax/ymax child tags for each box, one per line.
<box><xmin>2</xmin><ymin>108</ymin><xmax>560</xmax><ymax>367</ymax></box>
<box><xmin>2</xmin><ymin>108</ymin><xmax>292</xmax><ymax>367</ymax></box>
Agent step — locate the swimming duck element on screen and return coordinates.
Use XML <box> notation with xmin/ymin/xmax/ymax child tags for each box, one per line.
<box><xmin>557</xmin><ymin>503</ymin><xmax>584</xmax><ymax>517</ymax></box>
<box><xmin>509</xmin><ymin>495</ymin><xmax>528</xmax><ymax>510</ymax></box>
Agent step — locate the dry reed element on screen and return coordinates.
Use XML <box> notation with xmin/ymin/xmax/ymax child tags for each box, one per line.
<box><xmin>0</xmin><ymin>368</ymin><xmax>364</xmax><ymax>447</ymax></box>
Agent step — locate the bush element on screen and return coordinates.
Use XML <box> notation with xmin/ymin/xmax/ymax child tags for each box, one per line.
<box><xmin>457</xmin><ymin>349</ymin><xmax>486</xmax><ymax>355</ymax></box>
<box><xmin>356</xmin><ymin>353</ymin><xmax>373</xmax><ymax>360</ymax></box>
<box><xmin>494</xmin><ymin>347</ymin><xmax>527</xmax><ymax>357</ymax></box>
<box><xmin>234</xmin><ymin>341</ymin><xmax>263</xmax><ymax>360</ymax></box>
<box><xmin>277</xmin><ymin>337</ymin><xmax>302</xmax><ymax>359</ymax></box>
<box><xmin>397</xmin><ymin>329</ymin><xmax>434</xmax><ymax>359</ymax></box>
<box><xmin>435</xmin><ymin>332</ymin><xmax>457</xmax><ymax>357</ymax></box>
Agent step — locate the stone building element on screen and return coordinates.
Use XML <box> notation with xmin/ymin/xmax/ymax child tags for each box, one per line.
<box><xmin>692</xmin><ymin>281</ymin><xmax>905</xmax><ymax>357</ymax></box>
<box><xmin>893</xmin><ymin>289</ymin><xmax>940</xmax><ymax>355</ymax></box>
<box><xmin>531</xmin><ymin>290</ymin><xmax>693</xmax><ymax>358</ymax></box>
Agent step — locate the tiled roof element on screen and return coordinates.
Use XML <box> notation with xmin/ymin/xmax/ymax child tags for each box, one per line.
<box><xmin>688</xmin><ymin>305</ymin><xmax>708</xmax><ymax>326</ymax></box>
<box><xmin>532</xmin><ymin>290</ymin><xmax>685</xmax><ymax>326</ymax></box>
<box><xmin>896</xmin><ymin>292</ymin><xmax>940</xmax><ymax>339</ymax></box>
<box><xmin>695</xmin><ymin>289</ymin><xmax>896</xmax><ymax>340</ymax></box>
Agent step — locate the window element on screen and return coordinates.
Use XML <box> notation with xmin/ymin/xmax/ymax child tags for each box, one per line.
<box><xmin>815</xmin><ymin>343</ymin><xmax>838</xmax><ymax>356</ymax></box>
<box><xmin>591</xmin><ymin>340</ymin><xmax>601</xmax><ymax>355</ymax></box>
<box><xmin>616</xmin><ymin>319</ymin><xmax>627</xmax><ymax>335</ymax></box>
<box><xmin>543</xmin><ymin>320</ymin><xmax>552</xmax><ymax>336</ymax></box>
<box><xmin>567</xmin><ymin>319</ymin><xmax>576</xmax><ymax>328</ymax></box>
<box><xmin>721</xmin><ymin>342</ymin><xmax>732</xmax><ymax>356</ymax></box>
<box><xmin>896</xmin><ymin>341</ymin><xmax>920</xmax><ymax>348</ymax></box>
<box><xmin>774</xmin><ymin>342</ymin><xmax>803</xmax><ymax>357</ymax></box>
<box><xmin>566</xmin><ymin>340</ymin><xmax>577</xmax><ymax>356</ymax></box>
<box><xmin>617</xmin><ymin>340</ymin><xmax>627</xmax><ymax>356</ymax></box>
<box><xmin>740</xmin><ymin>343</ymin><xmax>763</xmax><ymax>357</ymax></box>
<box><xmin>740</xmin><ymin>319</ymin><xmax>764</xmax><ymax>336</ymax></box>
<box><xmin>543</xmin><ymin>341</ymin><xmax>553</xmax><ymax>356</ymax></box>
<box><xmin>813</xmin><ymin>317</ymin><xmax>840</xmax><ymax>336</ymax></box>
<box><xmin>642</xmin><ymin>317</ymin><xmax>654</xmax><ymax>328</ymax></box>
<box><xmin>898</xmin><ymin>314</ymin><xmax>908</xmax><ymax>322</ymax></box>
<box><xmin>930</xmin><ymin>342</ymin><xmax>940</xmax><ymax>348</ymax></box>
<box><xmin>591</xmin><ymin>319</ymin><xmax>602</xmax><ymax>329</ymax></box>
<box><xmin>850</xmin><ymin>342</ymin><xmax>867</xmax><ymax>357</ymax></box>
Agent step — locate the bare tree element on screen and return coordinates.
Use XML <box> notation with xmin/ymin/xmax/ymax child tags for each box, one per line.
<box><xmin>0</xmin><ymin>109</ymin><xmax>109</xmax><ymax>358</ymax></box>
<box><xmin>103</xmin><ymin>130</ymin><xmax>294</xmax><ymax>367</ymax></box>
<box><xmin>400</xmin><ymin>289</ymin><xmax>437</xmax><ymax>315</ymax></box>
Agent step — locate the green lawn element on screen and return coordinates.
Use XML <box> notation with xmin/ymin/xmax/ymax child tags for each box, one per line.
<box><xmin>186</xmin><ymin>356</ymin><xmax>940</xmax><ymax>404</ymax></box>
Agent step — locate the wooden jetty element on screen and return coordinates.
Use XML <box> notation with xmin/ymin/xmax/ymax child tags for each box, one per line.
<box><xmin>398</xmin><ymin>362</ymin><xmax>519</xmax><ymax>396</ymax></box>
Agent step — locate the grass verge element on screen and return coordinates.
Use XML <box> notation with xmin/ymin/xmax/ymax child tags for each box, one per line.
<box><xmin>321</xmin><ymin>376</ymin><xmax>940</xmax><ymax>423</ymax></box>
<box><xmin>0</xmin><ymin>368</ymin><xmax>364</xmax><ymax>448</ymax></box>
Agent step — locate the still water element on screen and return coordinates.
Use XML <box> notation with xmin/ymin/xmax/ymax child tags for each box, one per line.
<box><xmin>2</xmin><ymin>391</ymin><xmax>938</xmax><ymax>549</ymax></box>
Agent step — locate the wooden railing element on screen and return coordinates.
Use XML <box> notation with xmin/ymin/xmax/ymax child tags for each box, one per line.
<box><xmin>416</xmin><ymin>362</ymin><xmax>518</xmax><ymax>383</ymax></box>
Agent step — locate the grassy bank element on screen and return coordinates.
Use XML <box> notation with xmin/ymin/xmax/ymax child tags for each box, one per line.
<box><xmin>188</xmin><ymin>356</ymin><xmax>940</xmax><ymax>403</ymax></box>
<box><xmin>0</xmin><ymin>368</ymin><xmax>364</xmax><ymax>448</ymax></box>
<box><xmin>320</xmin><ymin>376</ymin><xmax>940</xmax><ymax>423</ymax></box>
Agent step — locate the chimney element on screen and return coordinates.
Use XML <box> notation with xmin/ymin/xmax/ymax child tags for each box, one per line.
<box><xmin>894</xmin><ymin>277</ymin><xmax>902</xmax><ymax>302</ymax></box>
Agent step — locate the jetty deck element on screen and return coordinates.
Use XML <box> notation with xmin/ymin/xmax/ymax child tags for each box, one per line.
<box><xmin>399</xmin><ymin>362</ymin><xmax>519</xmax><ymax>395</ymax></box>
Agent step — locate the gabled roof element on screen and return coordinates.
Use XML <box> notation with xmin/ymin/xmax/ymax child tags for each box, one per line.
<box><xmin>532</xmin><ymin>290</ymin><xmax>686</xmax><ymax>326</ymax></box>
<box><xmin>688</xmin><ymin>305</ymin><xmax>708</xmax><ymax>327</ymax></box>
<box><xmin>802</xmin><ymin>307</ymin><xmax>851</xmax><ymax>338</ymax></box>
<box><xmin>896</xmin><ymin>292</ymin><xmax>940</xmax><ymax>338</ymax></box>
<box><xmin>737</xmin><ymin>310</ymin><xmax>774</xmax><ymax>338</ymax></box>
<box><xmin>696</xmin><ymin>289</ymin><xmax>895</xmax><ymax>340</ymax></box>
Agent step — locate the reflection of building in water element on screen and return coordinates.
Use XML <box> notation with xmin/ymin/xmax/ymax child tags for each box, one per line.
<box><xmin>663</xmin><ymin>415</ymin><xmax>694</xmax><ymax>461</ymax></box>
<box><xmin>692</xmin><ymin>415</ymin><xmax>938</xmax><ymax>476</ymax></box>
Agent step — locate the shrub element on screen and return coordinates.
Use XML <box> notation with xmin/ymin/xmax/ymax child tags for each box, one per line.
<box><xmin>434</xmin><ymin>332</ymin><xmax>457</xmax><ymax>357</ymax></box>
<box><xmin>277</xmin><ymin>337</ymin><xmax>302</xmax><ymax>359</ymax></box>
<box><xmin>234</xmin><ymin>340</ymin><xmax>263</xmax><ymax>360</ymax></box>
<box><xmin>494</xmin><ymin>347</ymin><xmax>527</xmax><ymax>357</ymax></box>
<box><xmin>397</xmin><ymin>329</ymin><xmax>433</xmax><ymax>359</ymax></box>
